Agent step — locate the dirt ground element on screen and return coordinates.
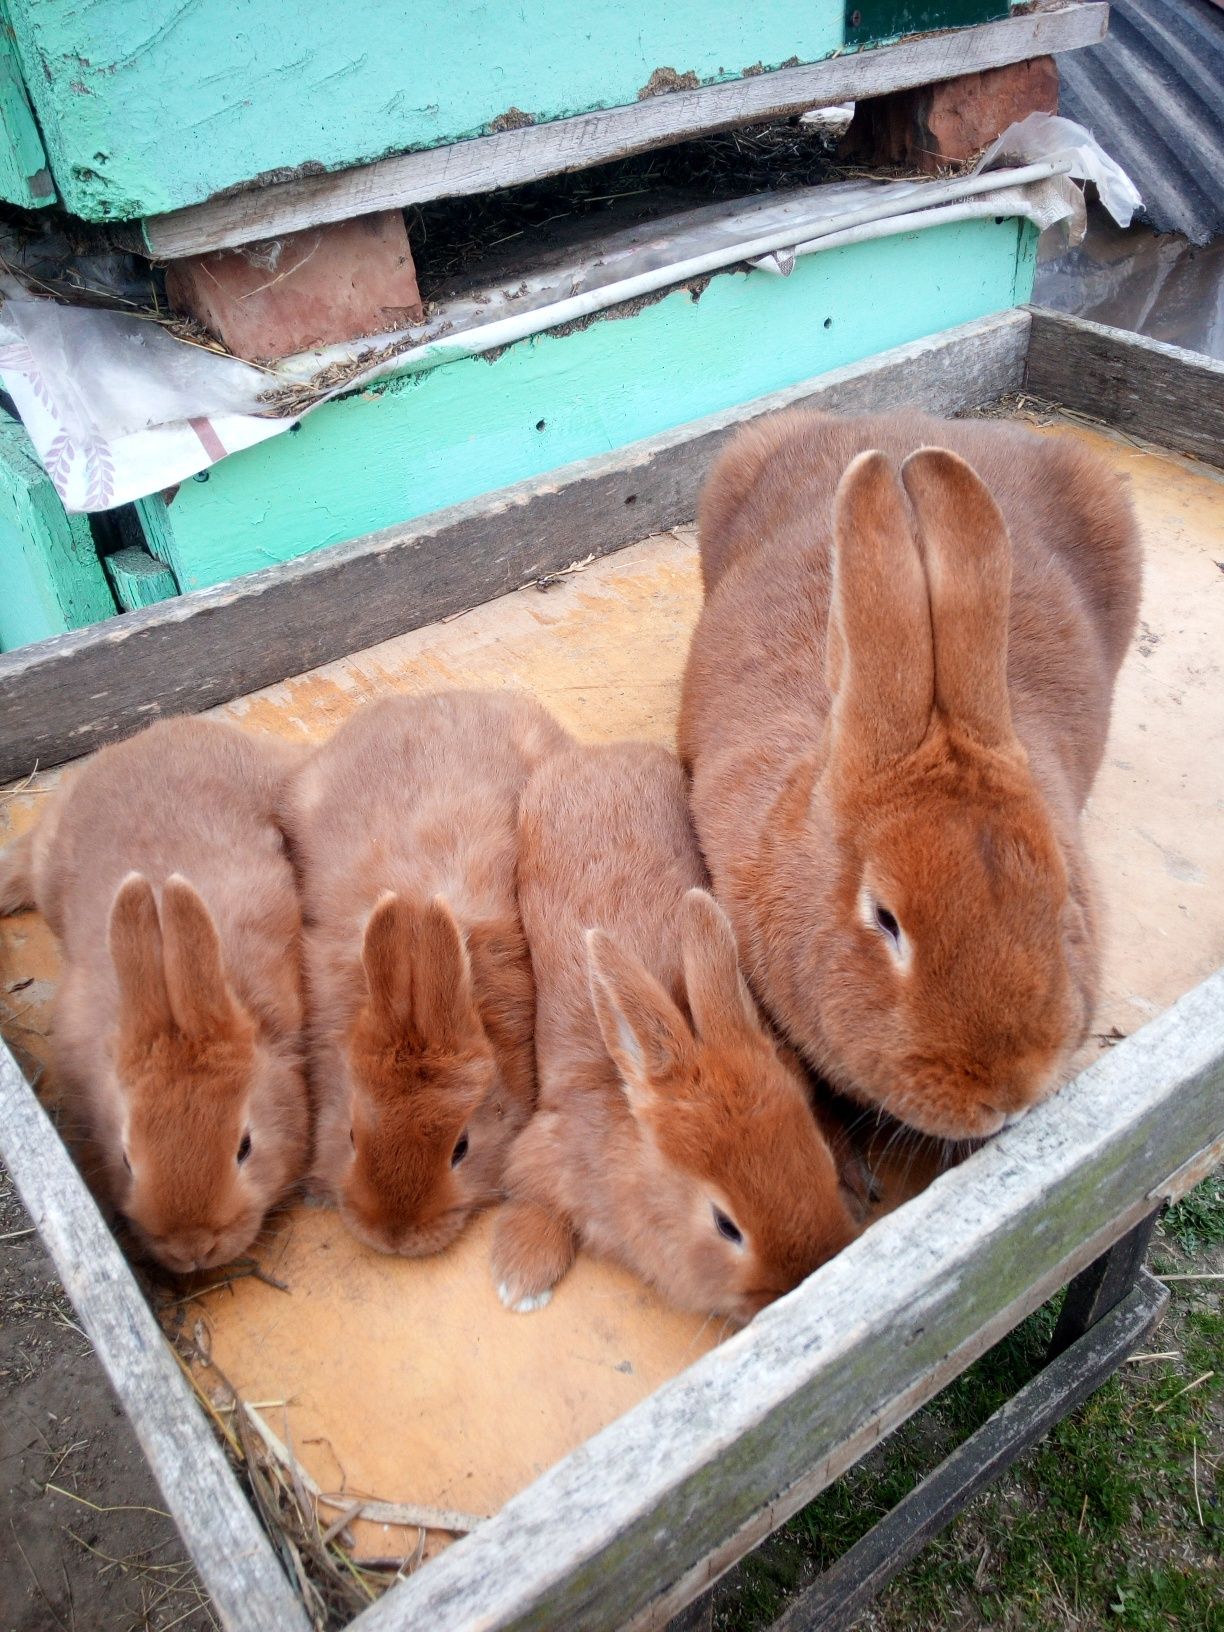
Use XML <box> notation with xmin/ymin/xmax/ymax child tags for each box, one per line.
<box><xmin>0</xmin><ymin>1163</ymin><xmax>215</xmax><ymax>1632</ymax></box>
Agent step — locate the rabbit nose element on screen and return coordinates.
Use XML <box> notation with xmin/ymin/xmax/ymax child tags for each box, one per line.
<box><xmin>170</xmin><ymin>1228</ymin><xmax>222</xmax><ymax>1271</ymax></box>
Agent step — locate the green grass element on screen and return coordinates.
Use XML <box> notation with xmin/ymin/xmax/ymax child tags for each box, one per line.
<box><xmin>1161</xmin><ymin>1173</ymin><xmax>1224</xmax><ymax>1257</ymax></box>
<box><xmin>713</xmin><ymin>1174</ymin><xmax>1224</xmax><ymax>1632</ymax></box>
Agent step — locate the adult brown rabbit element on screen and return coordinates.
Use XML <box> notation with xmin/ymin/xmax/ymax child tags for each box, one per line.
<box><xmin>287</xmin><ymin>690</ymin><xmax>569</xmax><ymax>1256</ymax></box>
<box><xmin>492</xmin><ymin>741</ymin><xmax>857</xmax><ymax>1324</ymax></box>
<box><xmin>679</xmin><ymin>410</ymin><xmax>1141</xmax><ymax>1141</ymax></box>
<box><xmin>0</xmin><ymin>718</ymin><xmax>311</xmax><ymax>1273</ymax></box>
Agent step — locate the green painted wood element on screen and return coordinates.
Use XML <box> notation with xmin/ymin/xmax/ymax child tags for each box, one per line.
<box><xmin>0</xmin><ymin>1</ymin><xmax>54</xmax><ymax>208</ymax></box>
<box><xmin>4</xmin><ymin>0</ymin><xmax>846</xmax><ymax>222</ymax></box>
<box><xmin>845</xmin><ymin>0</ymin><xmax>1008</xmax><ymax>51</ymax></box>
<box><xmin>138</xmin><ymin>215</ymin><xmax>1037</xmax><ymax>593</ymax></box>
<box><xmin>0</xmin><ymin>415</ymin><xmax>116</xmax><ymax>652</ymax></box>
<box><xmin>104</xmin><ymin>546</ymin><xmax>179</xmax><ymax>611</ymax></box>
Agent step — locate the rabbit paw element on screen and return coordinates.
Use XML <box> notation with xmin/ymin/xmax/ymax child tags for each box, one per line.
<box><xmin>491</xmin><ymin>1199</ymin><xmax>575</xmax><ymax>1314</ymax></box>
<box><xmin>497</xmin><ymin>1283</ymin><xmax>553</xmax><ymax>1314</ymax></box>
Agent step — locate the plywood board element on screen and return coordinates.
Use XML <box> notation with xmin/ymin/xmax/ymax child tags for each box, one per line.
<box><xmin>2</xmin><ymin>420</ymin><xmax>1222</xmax><ymax>1589</ymax></box>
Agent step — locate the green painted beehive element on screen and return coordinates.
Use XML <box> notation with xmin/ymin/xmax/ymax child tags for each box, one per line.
<box><xmin>0</xmin><ymin>0</ymin><xmax>1007</xmax><ymax>222</ymax></box>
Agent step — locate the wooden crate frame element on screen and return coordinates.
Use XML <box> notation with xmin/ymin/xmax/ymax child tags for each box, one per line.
<box><xmin>1</xmin><ymin>308</ymin><xmax>1222</xmax><ymax>1632</ymax></box>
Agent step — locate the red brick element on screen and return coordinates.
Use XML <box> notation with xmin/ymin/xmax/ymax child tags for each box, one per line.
<box><xmin>165</xmin><ymin>209</ymin><xmax>424</xmax><ymax>362</ymax></box>
<box><xmin>840</xmin><ymin>56</ymin><xmax>1059</xmax><ymax>175</ymax></box>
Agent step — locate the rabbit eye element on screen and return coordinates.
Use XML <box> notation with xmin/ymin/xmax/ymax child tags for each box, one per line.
<box><xmin>712</xmin><ymin>1206</ymin><xmax>744</xmax><ymax>1246</ymax></box>
<box><xmin>860</xmin><ymin>885</ymin><xmax>911</xmax><ymax>971</ymax></box>
<box><xmin>236</xmin><ymin>1131</ymin><xmax>252</xmax><ymax>1164</ymax></box>
<box><xmin>874</xmin><ymin>904</ymin><xmax>901</xmax><ymax>945</ymax></box>
<box><xmin>121</xmin><ymin>1150</ymin><xmax>132</xmax><ymax>1175</ymax></box>
<box><xmin>451</xmin><ymin>1131</ymin><xmax>470</xmax><ymax>1168</ymax></box>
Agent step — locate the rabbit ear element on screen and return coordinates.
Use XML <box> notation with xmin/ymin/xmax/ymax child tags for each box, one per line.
<box><xmin>160</xmin><ymin>875</ymin><xmax>244</xmax><ymax>1039</ymax></box>
<box><xmin>412</xmin><ymin>897</ymin><xmax>477</xmax><ymax>1048</ymax></box>
<box><xmin>362</xmin><ymin>894</ymin><xmax>476</xmax><ymax>1049</ymax></box>
<box><xmin>362</xmin><ymin>893</ymin><xmax>411</xmax><ymax>1022</ymax></box>
<box><xmin>828</xmin><ymin>450</ymin><xmax>935</xmax><ymax>775</ymax></box>
<box><xmin>680</xmin><ymin>889</ymin><xmax>759</xmax><ymax>1045</ymax></box>
<box><xmin>109</xmin><ymin>873</ymin><xmax>173</xmax><ymax>1044</ymax></box>
<box><xmin>901</xmin><ymin>447</ymin><xmax>1017</xmax><ymax>753</ymax></box>
<box><xmin>586</xmin><ymin>928</ymin><xmax>694</xmax><ymax>1109</ymax></box>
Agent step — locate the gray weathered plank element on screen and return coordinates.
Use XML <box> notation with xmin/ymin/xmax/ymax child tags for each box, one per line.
<box><xmin>0</xmin><ymin>307</ymin><xmax>1029</xmax><ymax>783</ymax></box>
<box><xmin>1025</xmin><ymin>309</ymin><xmax>1224</xmax><ymax>470</ymax></box>
<box><xmin>138</xmin><ymin>6</ymin><xmax>1108</xmax><ymax>258</ymax></box>
<box><xmin>350</xmin><ymin>965</ymin><xmax>1224</xmax><ymax>1632</ymax></box>
<box><xmin>0</xmin><ymin>1040</ymin><xmax>309</xmax><ymax>1632</ymax></box>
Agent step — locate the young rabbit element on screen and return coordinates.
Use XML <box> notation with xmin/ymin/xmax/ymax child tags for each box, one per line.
<box><xmin>0</xmin><ymin>718</ymin><xmax>311</xmax><ymax>1273</ymax></box>
<box><xmin>287</xmin><ymin>690</ymin><xmax>569</xmax><ymax>1256</ymax></box>
<box><xmin>491</xmin><ymin>742</ymin><xmax>858</xmax><ymax>1325</ymax></box>
<box><xmin>679</xmin><ymin>410</ymin><xmax>1142</xmax><ymax>1141</ymax></box>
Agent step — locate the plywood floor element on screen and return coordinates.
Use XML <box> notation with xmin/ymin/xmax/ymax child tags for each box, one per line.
<box><xmin>2</xmin><ymin>421</ymin><xmax>1221</xmax><ymax>1565</ymax></box>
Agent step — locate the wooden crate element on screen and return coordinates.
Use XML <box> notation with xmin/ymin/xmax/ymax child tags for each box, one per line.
<box><xmin>1</xmin><ymin>308</ymin><xmax>1221</xmax><ymax>1630</ymax></box>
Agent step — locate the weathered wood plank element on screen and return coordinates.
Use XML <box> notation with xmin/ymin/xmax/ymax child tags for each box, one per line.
<box><xmin>351</xmin><ymin>965</ymin><xmax>1224</xmax><ymax>1632</ymax></box>
<box><xmin>1025</xmin><ymin>309</ymin><xmax>1224</xmax><ymax>470</ymax></box>
<box><xmin>1047</xmin><ymin>1213</ymin><xmax>1158</xmax><ymax>1359</ymax></box>
<box><xmin>137</xmin><ymin>6</ymin><xmax>1108</xmax><ymax>258</ymax></box>
<box><xmin>0</xmin><ymin>308</ymin><xmax>1029</xmax><ymax>782</ymax></box>
<box><xmin>0</xmin><ymin>1040</ymin><xmax>309</xmax><ymax>1632</ymax></box>
<box><xmin>768</xmin><ymin>1270</ymin><xmax>1169</xmax><ymax>1632</ymax></box>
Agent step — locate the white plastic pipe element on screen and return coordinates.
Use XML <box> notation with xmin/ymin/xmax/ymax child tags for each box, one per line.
<box><xmin>335</xmin><ymin>161</ymin><xmax>1069</xmax><ymax>396</ymax></box>
<box><xmin>751</xmin><ymin>190</ymin><xmax>1067</xmax><ymax>271</ymax></box>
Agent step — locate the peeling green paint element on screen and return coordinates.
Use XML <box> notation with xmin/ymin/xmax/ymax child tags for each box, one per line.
<box><xmin>0</xmin><ymin>415</ymin><xmax>115</xmax><ymax>651</ymax></box>
<box><xmin>103</xmin><ymin>545</ymin><xmax>179</xmax><ymax>610</ymax></box>
<box><xmin>136</xmin><ymin>216</ymin><xmax>1037</xmax><ymax>593</ymax></box>
<box><xmin>0</xmin><ymin>1</ymin><xmax>55</xmax><ymax>209</ymax></box>
<box><xmin>3</xmin><ymin>0</ymin><xmax>848</xmax><ymax>221</ymax></box>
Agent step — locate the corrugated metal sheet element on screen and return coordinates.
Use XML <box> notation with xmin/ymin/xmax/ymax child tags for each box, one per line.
<box><xmin>1058</xmin><ymin>0</ymin><xmax>1224</xmax><ymax>245</ymax></box>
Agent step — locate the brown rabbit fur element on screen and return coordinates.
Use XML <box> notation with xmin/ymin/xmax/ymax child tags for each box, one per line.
<box><xmin>679</xmin><ymin>410</ymin><xmax>1142</xmax><ymax>1141</ymax></box>
<box><xmin>0</xmin><ymin>718</ymin><xmax>311</xmax><ymax>1273</ymax></box>
<box><xmin>492</xmin><ymin>742</ymin><xmax>857</xmax><ymax>1325</ymax></box>
<box><xmin>287</xmin><ymin>690</ymin><xmax>569</xmax><ymax>1256</ymax></box>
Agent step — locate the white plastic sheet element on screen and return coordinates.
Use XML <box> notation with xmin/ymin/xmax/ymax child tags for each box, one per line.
<box><xmin>0</xmin><ymin>291</ymin><xmax>282</xmax><ymax>512</ymax></box>
<box><xmin>980</xmin><ymin>112</ymin><xmax>1142</xmax><ymax>231</ymax></box>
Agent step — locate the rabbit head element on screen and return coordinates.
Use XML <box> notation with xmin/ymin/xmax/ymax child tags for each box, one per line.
<box><xmin>587</xmin><ymin>889</ymin><xmax>857</xmax><ymax>1325</ymax></box>
<box><xmin>774</xmin><ymin>448</ymin><xmax>1096</xmax><ymax>1139</ymax></box>
<box><xmin>339</xmin><ymin>894</ymin><xmax>510</xmax><ymax>1256</ymax></box>
<box><xmin>108</xmin><ymin>873</ymin><xmax>306</xmax><ymax>1274</ymax></box>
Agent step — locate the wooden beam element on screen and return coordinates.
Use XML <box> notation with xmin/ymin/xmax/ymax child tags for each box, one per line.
<box><xmin>349</xmin><ymin>967</ymin><xmax>1224</xmax><ymax>1632</ymax></box>
<box><xmin>104</xmin><ymin>546</ymin><xmax>179</xmax><ymax>611</ymax></box>
<box><xmin>0</xmin><ymin>1040</ymin><xmax>309</xmax><ymax>1632</ymax></box>
<box><xmin>135</xmin><ymin>5</ymin><xmax>1109</xmax><ymax>258</ymax></box>
<box><xmin>0</xmin><ymin>308</ymin><xmax>1030</xmax><ymax>782</ymax></box>
<box><xmin>1025</xmin><ymin>309</ymin><xmax>1224</xmax><ymax>471</ymax></box>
